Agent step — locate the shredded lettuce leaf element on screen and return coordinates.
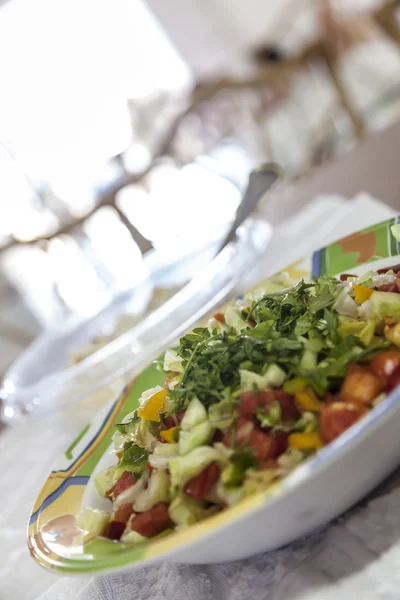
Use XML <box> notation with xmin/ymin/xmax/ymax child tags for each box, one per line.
<box><xmin>134</xmin><ymin>469</ymin><xmax>170</xmax><ymax>512</ymax></box>
<box><xmin>169</xmin><ymin>446</ymin><xmax>228</xmax><ymax>492</ymax></box>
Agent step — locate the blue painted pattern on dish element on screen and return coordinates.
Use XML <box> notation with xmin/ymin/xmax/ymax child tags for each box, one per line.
<box><xmin>29</xmin><ymin>476</ymin><xmax>89</xmax><ymax>525</ymax></box>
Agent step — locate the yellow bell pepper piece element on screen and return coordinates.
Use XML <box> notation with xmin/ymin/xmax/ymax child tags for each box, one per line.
<box><xmin>138</xmin><ymin>389</ymin><xmax>168</xmax><ymax>421</ymax></box>
<box><xmin>295</xmin><ymin>388</ymin><xmax>322</xmax><ymax>412</ymax></box>
<box><xmin>288</xmin><ymin>432</ymin><xmax>323</xmax><ymax>449</ymax></box>
<box><xmin>160</xmin><ymin>426</ymin><xmax>180</xmax><ymax>443</ymax></box>
<box><xmin>353</xmin><ymin>285</ymin><xmax>374</xmax><ymax>305</ymax></box>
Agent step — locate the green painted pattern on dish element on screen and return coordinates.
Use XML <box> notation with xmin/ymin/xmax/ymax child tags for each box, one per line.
<box><xmin>65</xmin><ymin>424</ymin><xmax>90</xmax><ymax>460</ymax></box>
<box><xmin>58</xmin><ymin>544</ymin><xmax>146</xmax><ymax>573</ymax></box>
<box><xmin>321</xmin><ymin>218</ymin><xmax>397</xmax><ymax>276</ymax></box>
<box><xmin>83</xmin><ymin>537</ymin><xmax>145</xmax><ymax>557</ymax></box>
<box><xmin>364</xmin><ymin>217</ymin><xmax>397</xmax><ymax>258</ymax></box>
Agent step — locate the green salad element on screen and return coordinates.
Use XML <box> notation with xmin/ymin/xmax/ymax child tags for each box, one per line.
<box><xmin>79</xmin><ymin>265</ymin><xmax>400</xmax><ymax>545</ymax></box>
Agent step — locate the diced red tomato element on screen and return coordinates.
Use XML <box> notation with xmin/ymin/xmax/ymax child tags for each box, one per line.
<box><xmin>238</xmin><ymin>390</ymin><xmax>299</xmax><ymax>422</ymax></box>
<box><xmin>323</xmin><ymin>392</ymin><xmax>339</xmax><ymax>404</ymax></box>
<box><xmin>113</xmin><ymin>472</ymin><xmax>135</xmax><ymax>500</ymax></box>
<box><xmin>319</xmin><ymin>402</ymin><xmax>369</xmax><ymax>443</ymax></box>
<box><xmin>260</xmin><ymin>459</ymin><xmax>279</xmax><ymax>470</ymax></box>
<box><xmin>214</xmin><ymin>312</ymin><xmax>225</xmax><ymax>323</ymax></box>
<box><xmin>340</xmin><ymin>363</ymin><xmax>383</xmax><ymax>405</ymax></box>
<box><xmin>238</xmin><ymin>392</ymin><xmax>259</xmax><ymax>416</ymax></box>
<box><xmin>212</xmin><ymin>429</ymin><xmax>224</xmax><ymax>443</ymax></box>
<box><xmin>271</xmin><ymin>391</ymin><xmax>300</xmax><ymax>421</ymax></box>
<box><xmin>185</xmin><ymin>462</ymin><xmax>220</xmax><ymax>500</ymax></box>
<box><xmin>224</xmin><ymin>416</ymin><xmax>288</xmax><ymax>461</ymax></box>
<box><xmin>113</xmin><ymin>503</ymin><xmax>134</xmax><ymax>524</ymax></box>
<box><xmin>103</xmin><ymin>521</ymin><xmax>126</xmax><ymax>541</ymax></box>
<box><xmin>162</xmin><ymin>410</ymin><xmax>186</xmax><ymax>430</ymax></box>
<box><xmin>369</xmin><ymin>351</ymin><xmax>400</xmax><ymax>378</ymax></box>
<box><xmin>162</xmin><ymin>416</ymin><xmax>175</xmax><ymax>429</ymax></box>
<box><xmin>386</xmin><ymin>364</ymin><xmax>400</xmax><ymax>392</ymax></box>
<box><xmin>237</xmin><ymin>392</ymin><xmax>259</xmax><ymax>416</ymax></box>
<box><xmin>249</xmin><ymin>429</ymin><xmax>287</xmax><ymax>461</ymax></box>
<box><xmin>375</xmin><ymin>282</ymin><xmax>399</xmax><ymax>293</ymax></box>
<box><xmin>273</xmin><ymin>432</ymin><xmax>289</xmax><ymax>456</ymax></box>
<box><xmin>130</xmin><ymin>502</ymin><xmax>171</xmax><ymax>538</ymax></box>
<box><xmin>176</xmin><ymin>410</ymin><xmax>186</xmax><ymax>423</ymax></box>
<box><xmin>377</xmin><ymin>264</ymin><xmax>400</xmax><ymax>274</ymax></box>
<box><xmin>340</xmin><ymin>273</ymin><xmax>357</xmax><ymax>281</ymax></box>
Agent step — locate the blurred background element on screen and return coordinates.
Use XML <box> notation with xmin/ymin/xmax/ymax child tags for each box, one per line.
<box><xmin>2</xmin><ymin>0</ymin><xmax>400</xmax><ymax>379</ymax></box>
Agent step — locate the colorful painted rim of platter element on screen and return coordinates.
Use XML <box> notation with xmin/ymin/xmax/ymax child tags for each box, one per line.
<box><xmin>28</xmin><ymin>215</ymin><xmax>400</xmax><ymax>573</ymax></box>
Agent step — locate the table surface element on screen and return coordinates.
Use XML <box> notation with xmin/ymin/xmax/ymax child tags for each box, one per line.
<box><xmin>3</xmin><ymin>125</ymin><xmax>400</xmax><ymax>600</ymax></box>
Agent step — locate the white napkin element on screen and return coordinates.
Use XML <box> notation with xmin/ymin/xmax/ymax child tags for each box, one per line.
<box><xmin>3</xmin><ymin>193</ymin><xmax>399</xmax><ymax>600</ymax></box>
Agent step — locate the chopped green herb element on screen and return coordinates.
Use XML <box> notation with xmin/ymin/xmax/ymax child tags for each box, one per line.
<box><xmin>222</xmin><ymin>449</ymin><xmax>259</xmax><ymax>488</ymax></box>
<box><xmin>256</xmin><ymin>402</ymin><xmax>282</xmax><ymax>428</ymax></box>
<box><xmin>167</xmin><ymin>277</ymin><xmax>387</xmax><ymax>405</ymax></box>
<box><xmin>119</xmin><ymin>446</ymin><xmax>149</xmax><ymax>478</ymax></box>
<box><xmin>115</xmin><ymin>412</ymin><xmax>140</xmax><ymax>434</ymax></box>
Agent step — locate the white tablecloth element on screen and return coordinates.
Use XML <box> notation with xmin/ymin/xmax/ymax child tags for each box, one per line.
<box><xmin>1</xmin><ymin>193</ymin><xmax>398</xmax><ymax>600</ymax></box>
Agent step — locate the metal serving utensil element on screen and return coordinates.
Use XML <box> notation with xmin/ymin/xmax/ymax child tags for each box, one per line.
<box><xmin>216</xmin><ymin>162</ymin><xmax>282</xmax><ymax>254</ymax></box>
